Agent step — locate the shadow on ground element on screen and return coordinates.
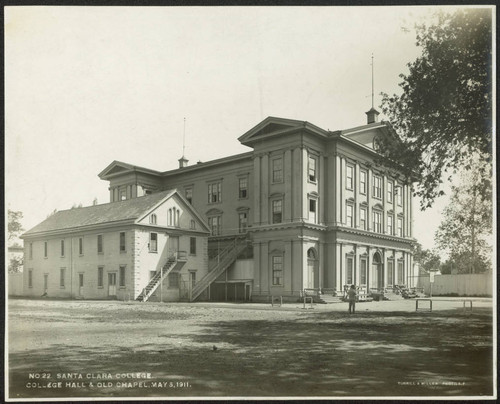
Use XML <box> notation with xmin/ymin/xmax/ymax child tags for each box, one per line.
<box><xmin>9</xmin><ymin>308</ymin><xmax>493</xmax><ymax>398</ymax></box>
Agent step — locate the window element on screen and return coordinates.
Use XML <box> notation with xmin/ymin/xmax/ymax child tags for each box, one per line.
<box><xmin>397</xmin><ymin>217</ymin><xmax>403</xmax><ymax>237</ymax></box>
<box><xmin>346</xmin><ymin>256</ymin><xmax>354</xmax><ymax>284</ymax></box>
<box><xmin>150</xmin><ymin>214</ymin><xmax>157</xmax><ymax>224</ymax></box>
<box><xmin>208</xmin><ymin>216</ymin><xmax>222</xmax><ymax>236</ymax></box>
<box><xmin>346</xmin><ymin>165</ymin><xmax>354</xmax><ymax>190</ymax></box>
<box><xmin>119</xmin><ymin>266</ymin><xmax>126</xmax><ymax>287</ymax></box>
<box><xmin>190</xmin><ymin>271</ymin><xmax>196</xmax><ymax>289</ymax></box>
<box><xmin>190</xmin><ymin>237</ymin><xmax>196</xmax><ymax>255</ymax></box>
<box><xmin>168</xmin><ymin>272</ymin><xmax>179</xmax><ymax>288</ymax></box>
<box><xmin>272</xmin><ymin>158</ymin><xmax>283</xmax><ymax>183</ymax></box>
<box><xmin>360</xmin><ymin>170</ymin><xmax>367</xmax><ymax>194</ymax></box>
<box><xmin>309</xmin><ymin>199</ymin><xmax>317</xmax><ymax>223</ymax></box>
<box><xmin>387</xmin><ymin>215</ymin><xmax>393</xmax><ymax>235</ymax></box>
<box><xmin>190</xmin><ymin>220</ymin><xmax>196</xmax><ymax>230</ymax></box>
<box><xmin>308</xmin><ymin>156</ymin><xmax>317</xmax><ymax>182</ymax></box>
<box><xmin>29</xmin><ymin>243</ymin><xmax>33</xmax><ymax>260</ymax></box>
<box><xmin>272</xmin><ymin>200</ymin><xmax>282</xmax><ymax>224</ymax></box>
<box><xmin>373</xmin><ymin>175</ymin><xmax>382</xmax><ymax>199</ymax></box>
<box><xmin>28</xmin><ymin>269</ymin><xmax>33</xmax><ymax>288</ymax></box>
<box><xmin>397</xmin><ymin>260</ymin><xmax>404</xmax><ymax>284</ymax></box>
<box><xmin>44</xmin><ymin>242</ymin><xmax>48</xmax><ymax>258</ymax></box>
<box><xmin>60</xmin><ymin>240</ymin><xmax>65</xmax><ymax>257</ymax></box>
<box><xmin>346</xmin><ymin>204</ymin><xmax>353</xmax><ymax>227</ymax></box>
<box><xmin>387</xmin><ymin>181</ymin><xmax>394</xmax><ymax>204</ymax></box>
<box><xmin>373</xmin><ymin>210</ymin><xmax>382</xmax><ymax>233</ymax></box>
<box><xmin>239</xmin><ymin>177</ymin><xmax>248</xmax><ymax>199</ymax></box>
<box><xmin>119</xmin><ymin>232</ymin><xmax>126</xmax><ymax>252</ymax></box>
<box><xmin>97</xmin><ymin>235</ymin><xmax>103</xmax><ymax>254</ymax></box>
<box><xmin>168</xmin><ymin>209</ymin><xmax>180</xmax><ymax>227</ymax></box>
<box><xmin>208</xmin><ymin>182</ymin><xmax>222</xmax><ymax>203</ymax></box>
<box><xmin>60</xmin><ymin>268</ymin><xmax>66</xmax><ymax>288</ymax></box>
<box><xmin>397</xmin><ymin>186</ymin><xmax>403</xmax><ymax>206</ymax></box>
<box><xmin>272</xmin><ymin>256</ymin><xmax>283</xmax><ymax>286</ymax></box>
<box><xmin>388</xmin><ymin>260</ymin><xmax>394</xmax><ymax>285</ymax></box>
<box><xmin>144</xmin><ymin>189</ymin><xmax>152</xmax><ymax>196</ymax></box>
<box><xmin>120</xmin><ymin>189</ymin><xmax>126</xmax><ymax>201</ymax></box>
<box><xmin>359</xmin><ymin>207</ymin><xmax>367</xmax><ymax>230</ymax></box>
<box><xmin>360</xmin><ymin>258</ymin><xmax>367</xmax><ymax>285</ymax></box>
<box><xmin>79</xmin><ymin>238</ymin><xmax>83</xmax><ymax>255</ymax></box>
<box><xmin>239</xmin><ymin>212</ymin><xmax>248</xmax><ymax>233</ymax></box>
<box><xmin>97</xmin><ymin>267</ymin><xmax>104</xmax><ymax>288</ymax></box>
<box><xmin>149</xmin><ymin>233</ymin><xmax>158</xmax><ymax>252</ymax></box>
<box><xmin>185</xmin><ymin>188</ymin><xmax>193</xmax><ymax>204</ymax></box>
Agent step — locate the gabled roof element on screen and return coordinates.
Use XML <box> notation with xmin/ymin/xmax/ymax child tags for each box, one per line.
<box><xmin>238</xmin><ymin>116</ymin><xmax>328</xmax><ymax>146</ymax></box>
<box><xmin>22</xmin><ymin>190</ymin><xmax>209</xmax><ymax>237</ymax></box>
<box><xmin>98</xmin><ymin>160</ymin><xmax>162</xmax><ymax>180</ymax></box>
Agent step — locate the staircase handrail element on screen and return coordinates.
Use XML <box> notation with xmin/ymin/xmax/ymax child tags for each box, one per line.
<box><xmin>191</xmin><ymin>238</ymin><xmax>248</xmax><ymax>300</ymax></box>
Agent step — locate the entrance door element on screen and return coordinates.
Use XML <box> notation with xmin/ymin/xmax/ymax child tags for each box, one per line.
<box><xmin>307</xmin><ymin>260</ymin><xmax>315</xmax><ymax>289</ymax></box>
<box><xmin>43</xmin><ymin>274</ymin><xmax>48</xmax><ymax>294</ymax></box>
<box><xmin>168</xmin><ymin>236</ymin><xmax>179</xmax><ymax>258</ymax></box>
<box><xmin>108</xmin><ymin>273</ymin><xmax>117</xmax><ymax>297</ymax></box>
<box><xmin>78</xmin><ymin>274</ymin><xmax>84</xmax><ymax>296</ymax></box>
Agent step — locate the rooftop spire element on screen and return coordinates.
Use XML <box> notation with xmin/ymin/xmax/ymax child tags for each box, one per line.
<box><xmin>179</xmin><ymin>117</ymin><xmax>189</xmax><ymax>168</ymax></box>
<box><xmin>366</xmin><ymin>53</ymin><xmax>380</xmax><ymax>124</ymax></box>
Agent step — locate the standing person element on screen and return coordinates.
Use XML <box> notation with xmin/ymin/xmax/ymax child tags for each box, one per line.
<box><xmin>347</xmin><ymin>284</ymin><xmax>357</xmax><ymax>314</ymax></box>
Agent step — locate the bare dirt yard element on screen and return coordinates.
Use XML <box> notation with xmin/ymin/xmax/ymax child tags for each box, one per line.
<box><xmin>7</xmin><ymin>297</ymin><xmax>494</xmax><ymax>399</ymax></box>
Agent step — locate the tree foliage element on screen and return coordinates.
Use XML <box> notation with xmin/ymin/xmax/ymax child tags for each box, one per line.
<box><xmin>8</xmin><ymin>210</ymin><xmax>24</xmax><ymax>243</ymax></box>
<box><xmin>434</xmin><ymin>157</ymin><xmax>492</xmax><ymax>273</ymax></box>
<box><xmin>412</xmin><ymin>243</ymin><xmax>441</xmax><ymax>273</ymax></box>
<box><xmin>9</xmin><ymin>256</ymin><xmax>23</xmax><ymax>274</ymax></box>
<box><xmin>380</xmin><ymin>8</ymin><xmax>492</xmax><ymax>209</ymax></box>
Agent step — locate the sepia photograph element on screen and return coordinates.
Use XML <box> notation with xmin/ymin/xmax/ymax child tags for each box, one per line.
<box><xmin>5</xmin><ymin>3</ymin><xmax>496</xmax><ymax>400</ymax></box>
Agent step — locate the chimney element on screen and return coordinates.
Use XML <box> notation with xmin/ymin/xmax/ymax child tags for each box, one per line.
<box><xmin>366</xmin><ymin>107</ymin><xmax>380</xmax><ymax>124</ymax></box>
<box><xmin>178</xmin><ymin>156</ymin><xmax>189</xmax><ymax>168</ymax></box>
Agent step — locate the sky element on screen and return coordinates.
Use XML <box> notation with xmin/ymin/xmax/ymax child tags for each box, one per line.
<box><xmin>5</xmin><ymin>5</ymin><xmax>471</xmax><ymax>250</ymax></box>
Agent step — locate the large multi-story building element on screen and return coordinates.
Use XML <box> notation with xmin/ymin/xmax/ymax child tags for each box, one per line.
<box><xmin>94</xmin><ymin>110</ymin><xmax>416</xmax><ymax>302</ymax></box>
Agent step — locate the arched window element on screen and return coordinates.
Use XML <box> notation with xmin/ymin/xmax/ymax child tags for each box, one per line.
<box><xmin>150</xmin><ymin>214</ymin><xmax>157</xmax><ymax>225</ymax></box>
<box><xmin>307</xmin><ymin>248</ymin><xmax>317</xmax><ymax>260</ymax></box>
<box><xmin>373</xmin><ymin>251</ymin><xmax>382</xmax><ymax>264</ymax></box>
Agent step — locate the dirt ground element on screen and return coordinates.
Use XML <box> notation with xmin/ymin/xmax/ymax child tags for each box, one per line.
<box><xmin>6</xmin><ymin>297</ymin><xmax>495</xmax><ymax>399</ymax></box>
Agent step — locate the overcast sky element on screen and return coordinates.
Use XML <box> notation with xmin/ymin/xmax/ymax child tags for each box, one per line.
<box><xmin>6</xmin><ymin>5</ymin><xmax>472</xmax><ymax>250</ymax></box>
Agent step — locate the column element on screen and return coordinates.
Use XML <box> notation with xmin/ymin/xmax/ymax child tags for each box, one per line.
<box><xmin>326</xmin><ymin>154</ymin><xmax>336</xmax><ymax>226</ymax></box>
<box><xmin>319</xmin><ymin>153</ymin><xmax>325</xmax><ymax>225</ymax></box>
<box><xmin>354</xmin><ymin>244</ymin><xmax>359</xmax><ymax>286</ymax></box>
<box><xmin>253</xmin><ymin>242</ymin><xmax>261</xmax><ymax>295</ymax></box>
<box><xmin>367</xmin><ymin>168</ymin><xmax>372</xmax><ymax>230</ymax></box>
<box><xmin>319</xmin><ymin>241</ymin><xmax>325</xmax><ymax>289</ymax></box>
<box><xmin>292</xmin><ymin>148</ymin><xmax>302</xmax><ymax>221</ymax></box>
<box><xmin>335</xmin><ymin>156</ymin><xmax>342</xmax><ymax>225</ymax></box>
<box><xmin>383</xmin><ymin>174</ymin><xmax>388</xmax><ymax>234</ymax></box>
<box><xmin>253</xmin><ymin>156</ymin><xmax>261</xmax><ymax>225</ymax></box>
<box><xmin>340</xmin><ymin>156</ymin><xmax>346</xmax><ymax>225</ymax></box>
<box><xmin>284</xmin><ymin>240</ymin><xmax>293</xmax><ymax>294</ymax></box>
<box><xmin>335</xmin><ymin>243</ymin><xmax>343</xmax><ymax>291</ymax></box>
<box><xmin>109</xmin><ymin>187</ymin><xmax>114</xmax><ymax>202</ymax></box>
<box><xmin>366</xmin><ymin>246</ymin><xmax>371</xmax><ymax>291</ymax></box>
<box><xmin>284</xmin><ymin>149</ymin><xmax>293</xmax><ymax>222</ymax></box>
<box><xmin>260</xmin><ymin>242</ymin><xmax>269</xmax><ymax>294</ymax></box>
<box><xmin>261</xmin><ymin>154</ymin><xmax>269</xmax><ymax>224</ymax></box>
<box><xmin>355</xmin><ymin>163</ymin><xmax>360</xmax><ymax>228</ymax></box>
<box><xmin>292</xmin><ymin>239</ymin><xmax>302</xmax><ymax>294</ymax></box>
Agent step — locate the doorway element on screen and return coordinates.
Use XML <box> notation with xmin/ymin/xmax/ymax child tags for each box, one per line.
<box><xmin>108</xmin><ymin>273</ymin><xmax>117</xmax><ymax>297</ymax></box>
<box><xmin>307</xmin><ymin>248</ymin><xmax>318</xmax><ymax>289</ymax></box>
<box><xmin>372</xmin><ymin>252</ymin><xmax>383</xmax><ymax>290</ymax></box>
<box><xmin>78</xmin><ymin>273</ymin><xmax>84</xmax><ymax>296</ymax></box>
<box><xmin>168</xmin><ymin>236</ymin><xmax>179</xmax><ymax>258</ymax></box>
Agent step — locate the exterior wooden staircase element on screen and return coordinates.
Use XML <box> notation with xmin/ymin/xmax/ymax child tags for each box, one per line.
<box><xmin>136</xmin><ymin>251</ymin><xmax>187</xmax><ymax>302</ymax></box>
<box><xmin>190</xmin><ymin>238</ymin><xmax>248</xmax><ymax>302</ymax></box>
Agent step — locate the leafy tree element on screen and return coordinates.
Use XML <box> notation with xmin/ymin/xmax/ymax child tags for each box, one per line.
<box><xmin>434</xmin><ymin>157</ymin><xmax>492</xmax><ymax>273</ymax></box>
<box><xmin>8</xmin><ymin>210</ymin><xmax>24</xmax><ymax>243</ymax></box>
<box><xmin>413</xmin><ymin>243</ymin><xmax>441</xmax><ymax>273</ymax></box>
<box><xmin>380</xmin><ymin>8</ymin><xmax>493</xmax><ymax>209</ymax></box>
<box><xmin>9</xmin><ymin>256</ymin><xmax>23</xmax><ymax>274</ymax></box>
